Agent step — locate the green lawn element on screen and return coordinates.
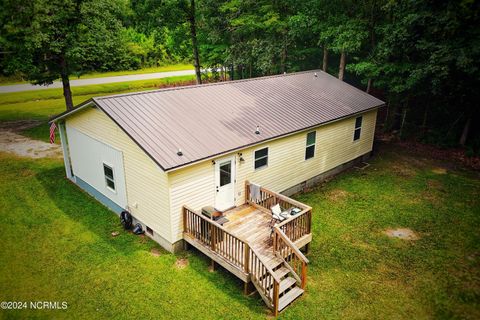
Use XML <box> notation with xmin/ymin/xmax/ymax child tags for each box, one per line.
<box><xmin>0</xmin><ymin>64</ymin><xmax>194</xmax><ymax>85</ymax></box>
<box><xmin>0</xmin><ymin>144</ymin><xmax>478</xmax><ymax>319</ymax></box>
<box><xmin>0</xmin><ymin>75</ymin><xmax>196</xmax><ymax>142</ymax></box>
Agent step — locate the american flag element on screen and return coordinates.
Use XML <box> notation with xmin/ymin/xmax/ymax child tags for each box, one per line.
<box><xmin>49</xmin><ymin>122</ymin><xmax>57</xmax><ymax>144</ymax></box>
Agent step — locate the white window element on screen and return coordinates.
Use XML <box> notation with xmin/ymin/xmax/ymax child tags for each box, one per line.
<box><xmin>305</xmin><ymin>131</ymin><xmax>316</xmax><ymax>160</ymax></box>
<box><xmin>354</xmin><ymin>116</ymin><xmax>362</xmax><ymax>141</ymax></box>
<box><xmin>103</xmin><ymin>163</ymin><xmax>115</xmax><ymax>191</ymax></box>
<box><xmin>254</xmin><ymin>147</ymin><xmax>268</xmax><ymax>170</ymax></box>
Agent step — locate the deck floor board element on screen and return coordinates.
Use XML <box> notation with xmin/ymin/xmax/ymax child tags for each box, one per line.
<box><xmin>222</xmin><ymin>204</ymin><xmax>277</xmax><ymax>268</ymax></box>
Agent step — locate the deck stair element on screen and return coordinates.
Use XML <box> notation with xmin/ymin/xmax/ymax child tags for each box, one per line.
<box><xmin>249</xmin><ymin>236</ymin><xmax>308</xmax><ymax>315</ymax></box>
<box><xmin>182</xmin><ymin>181</ymin><xmax>312</xmax><ymax>316</ymax></box>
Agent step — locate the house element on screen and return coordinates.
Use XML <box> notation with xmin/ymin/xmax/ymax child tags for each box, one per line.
<box><xmin>50</xmin><ymin>70</ymin><xmax>384</xmax><ymax>314</ymax></box>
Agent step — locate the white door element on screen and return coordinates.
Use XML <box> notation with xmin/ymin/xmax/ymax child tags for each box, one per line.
<box><xmin>214</xmin><ymin>156</ymin><xmax>235</xmax><ymax>211</ymax></box>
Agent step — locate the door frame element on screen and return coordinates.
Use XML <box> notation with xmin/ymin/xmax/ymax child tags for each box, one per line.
<box><xmin>214</xmin><ymin>156</ymin><xmax>236</xmax><ymax>211</ymax></box>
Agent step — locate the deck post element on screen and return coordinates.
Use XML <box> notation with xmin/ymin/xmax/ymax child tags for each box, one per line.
<box><xmin>211</xmin><ymin>225</ymin><xmax>216</xmax><ymax>251</ymax></box>
<box><xmin>243</xmin><ymin>281</ymin><xmax>252</xmax><ymax>295</ymax></box>
<box><xmin>301</xmin><ymin>263</ymin><xmax>307</xmax><ymax>289</ymax></box>
<box><xmin>182</xmin><ymin>206</ymin><xmax>187</xmax><ymax>233</ymax></box>
<box><xmin>211</xmin><ymin>259</ymin><xmax>216</xmax><ymax>271</ymax></box>
<box><xmin>273</xmin><ymin>281</ymin><xmax>279</xmax><ymax>317</ymax></box>
<box><xmin>244</xmin><ymin>244</ymin><xmax>250</xmax><ymax>273</ymax></box>
<box><xmin>304</xmin><ymin>243</ymin><xmax>310</xmax><ymax>255</ymax></box>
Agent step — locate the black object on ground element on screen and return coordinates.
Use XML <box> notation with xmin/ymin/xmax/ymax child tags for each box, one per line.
<box><xmin>133</xmin><ymin>223</ymin><xmax>144</xmax><ymax>235</ymax></box>
<box><xmin>120</xmin><ymin>211</ymin><xmax>133</xmax><ymax>230</ymax></box>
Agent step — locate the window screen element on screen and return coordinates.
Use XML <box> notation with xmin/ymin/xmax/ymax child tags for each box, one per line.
<box><xmin>354</xmin><ymin>116</ymin><xmax>362</xmax><ymax>141</ymax></box>
<box><xmin>254</xmin><ymin>147</ymin><xmax>268</xmax><ymax>169</ymax></box>
<box><xmin>103</xmin><ymin>164</ymin><xmax>115</xmax><ymax>190</ymax></box>
<box><xmin>305</xmin><ymin>131</ymin><xmax>316</xmax><ymax>160</ymax></box>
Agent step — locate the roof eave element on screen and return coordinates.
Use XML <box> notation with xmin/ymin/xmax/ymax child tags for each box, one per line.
<box><xmin>163</xmin><ymin>103</ymin><xmax>385</xmax><ymax>173</ymax></box>
<box><xmin>48</xmin><ymin>99</ymin><xmax>95</xmax><ymax>123</ymax></box>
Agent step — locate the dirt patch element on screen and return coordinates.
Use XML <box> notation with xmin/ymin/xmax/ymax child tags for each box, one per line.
<box><xmin>0</xmin><ymin>130</ymin><xmax>62</xmax><ymax>159</ymax></box>
<box><xmin>175</xmin><ymin>258</ymin><xmax>189</xmax><ymax>269</ymax></box>
<box><xmin>391</xmin><ymin>163</ymin><xmax>416</xmax><ymax>178</ymax></box>
<box><xmin>432</xmin><ymin>167</ymin><xmax>447</xmax><ymax>175</ymax></box>
<box><xmin>384</xmin><ymin>228</ymin><xmax>420</xmax><ymax>241</ymax></box>
<box><xmin>0</xmin><ymin>120</ymin><xmax>42</xmax><ymax>132</ymax></box>
<box><xmin>392</xmin><ymin>139</ymin><xmax>480</xmax><ymax>171</ymax></box>
<box><xmin>421</xmin><ymin>190</ymin><xmax>441</xmax><ymax>205</ymax></box>
<box><xmin>20</xmin><ymin>168</ymin><xmax>35</xmax><ymax>177</ymax></box>
<box><xmin>150</xmin><ymin>248</ymin><xmax>161</xmax><ymax>257</ymax></box>
<box><xmin>327</xmin><ymin>189</ymin><xmax>349</xmax><ymax>202</ymax></box>
<box><xmin>427</xmin><ymin>179</ymin><xmax>444</xmax><ymax>191</ymax></box>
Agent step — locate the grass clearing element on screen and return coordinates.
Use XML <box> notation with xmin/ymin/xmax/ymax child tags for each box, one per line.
<box><xmin>0</xmin><ymin>64</ymin><xmax>193</xmax><ymax>85</ymax></box>
<box><xmin>0</xmin><ymin>75</ymin><xmax>196</xmax><ymax>142</ymax></box>
<box><xmin>0</xmin><ymin>143</ymin><xmax>478</xmax><ymax>319</ymax></box>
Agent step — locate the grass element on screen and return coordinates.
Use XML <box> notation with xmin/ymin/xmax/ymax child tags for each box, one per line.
<box><xmin>0</xmin><ymin>143</ymin><xmax>478</xmax><ymax>319</ymax></box>
<box><xmin>0</xmin><ymin>75</ymin><xmax>196</xmax><ymax>142</ymax></box>
<box><xmin>0</xmin><ymin>64</ymin><xmax>193</xmax><ymax>85</ymax></box>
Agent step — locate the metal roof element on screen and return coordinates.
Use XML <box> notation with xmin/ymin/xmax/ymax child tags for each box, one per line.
<box><xmin>53</xmin><ymin>70</ymin><xmax>384</xmax><ymax>171</ymax></box>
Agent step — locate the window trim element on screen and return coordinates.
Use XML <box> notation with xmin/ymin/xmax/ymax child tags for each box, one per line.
<box><xmin>253</xmin><ymin>147</ymin><xmax>269</xmax><ymax>170</ymax></box>
<box><xmin>353</xmin><ymin>116</ymin><xmax>363</xmax><ymax>141</ymax></box>
<box><xmin>305</xmin><ymin>131</ymin><xmax>316</xmax><ymax>160</ymax></box>
<box><xmin>103</xmin><ymin>162</ymin><xmax>116</xmax><ymax>193</ymax></box>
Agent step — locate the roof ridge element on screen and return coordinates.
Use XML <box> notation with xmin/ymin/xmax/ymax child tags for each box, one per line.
<box><xmin>93</xmin><ymin>69</ymin><xmax>324</xmax><ymax>101</ymax></box>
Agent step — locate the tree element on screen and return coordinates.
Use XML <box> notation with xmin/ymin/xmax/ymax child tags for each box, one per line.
<box><xmin>325</xmin><ymin>18</ymin><xmax>367</xmax><ymax>81</ymax></box>
<box><xmin>186</xmin><ymin>0</ymin><xmax>202</xmax><ymax>84</ymax></box>
<box><xmin>131</xmin><ymin>0</ymin><xmax>202</xmax><ymax>84</ymax></box>
<box><xmin>0</xmin><ymin>0</ymin><xmax>129</xmax><ymax>110</ymax></box>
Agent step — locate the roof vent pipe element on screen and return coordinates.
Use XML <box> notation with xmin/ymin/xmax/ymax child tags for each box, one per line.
<box><xmin>177</xmin><ymin>148</ymin><xmax>183</xmax><ymax>156</ymax></box>
<box><xmin>255</xmin><ymin>126</ymin><xmax>260</xmax><ymax>135</ymax></box>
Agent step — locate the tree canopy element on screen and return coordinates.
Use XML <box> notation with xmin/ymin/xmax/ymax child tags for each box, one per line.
<box><xmin>0</xmin><ymin>0</ymin><xmax>478</xmax><ymax>149</ymax></box>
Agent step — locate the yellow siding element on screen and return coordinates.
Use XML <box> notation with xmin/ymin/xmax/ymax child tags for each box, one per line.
<box><xmin>66</xmin><ymin>107</ymin><xmax>172</xmax><ymax>243</ymax></box>
<box><xmin>235</xmin><ymin>109</ymin><xmax>377</xmax><ymax>197</ymax></box>
<box><xmin>169</xmin><ymin>109</ymin><xmax>377</xmax><ymax>241</ymax></box>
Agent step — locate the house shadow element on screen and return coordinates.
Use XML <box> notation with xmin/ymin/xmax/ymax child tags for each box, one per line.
<box><xmin>35</xmin><ymin>166</ymin><xmax>271</xmax><ymax>315</ymax></box>
<box><xmin>182</xmin><ymin>246</ymin><xmax>268</xmax><ymax>315</ymax></box>
<box><xmin>36</xmin><ymin>166</ymin><xmax>150</xmax><ymax>257</ymax></box>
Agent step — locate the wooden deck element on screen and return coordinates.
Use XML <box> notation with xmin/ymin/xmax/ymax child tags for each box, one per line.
<box><xmin>183</xmin><ymin>181</ymin><xmax>312</xmax><ymax>315</ymax></box>
<box><xmin>223</xmin><ymin>205</ymin><xmax>275</xmax><ymax>264</ymax></box>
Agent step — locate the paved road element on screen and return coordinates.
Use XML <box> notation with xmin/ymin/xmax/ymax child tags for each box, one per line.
<box><xmin>0</xmin><ymin>69</ymin><xmax>196</xmax><ymax>93</ymax></box>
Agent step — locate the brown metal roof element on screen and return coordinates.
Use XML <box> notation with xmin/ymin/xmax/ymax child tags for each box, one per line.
<box><xmin>56</xmin><ymin>70</ymin><xmax>384</xmax><ymax>171</ymax></box>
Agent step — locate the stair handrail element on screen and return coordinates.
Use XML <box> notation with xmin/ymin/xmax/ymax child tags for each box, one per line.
<box><xmin>273</xmin><ymin>226</ymin><xmax>309</xmax><ymax>263</ymax></box>
<box><xmin>249</xmin><ymin>246</ymin><xmax>281</xmax><ymax>311</ymax></box>
<box><xmin>273</xmin><ymin>226</ymin><xmax>309</xmax><ymax>289</ymax></box>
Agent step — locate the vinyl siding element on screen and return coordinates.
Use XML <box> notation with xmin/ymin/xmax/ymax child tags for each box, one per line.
<box><xmin>235</xmin><ymin>109</ymin><xmax>377</xmax><ymax>198</ymax></box>
<box><xmin>168</xmin><ymin>160</ymin><xmax>215</xmax><ymax>242</ymax></box>
<box><xmin>66</xmin><ymin>126</ymin><xmax>128</xmax><ymax>209</ymax></box>
<box><xmin>168</xmin><ymin>109</ymin><xmax>377</xmax><ymax>241</ymax></box>
<box><xmin>66</xmin><ymin>107</ymin><xmax>172</xmax><ymax>243</ymax></box>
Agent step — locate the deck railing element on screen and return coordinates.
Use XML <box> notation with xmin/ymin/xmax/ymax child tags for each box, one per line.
<box><xmin>249</xmin><ymin>246</ymin><xmax>281</xmax><ymax>310</ymax></box>
<box><xmin>183</xmin><ymin>205</ymin><xmax>284</xmax><ymax>311</ymax></box>
<box><xmin>273</xmin><ymin>227</ymin><xmax>309</xmax><ymax>289</ymax></box>
<box><xmin>245</xmin><ymin>181</ymin><xmax>312</xmax><ymax>242</ymax></box>
<box><xmin>183</xmin><ymin>206</ymin><xmax>249</xmax><ymax>273</ymax></box>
